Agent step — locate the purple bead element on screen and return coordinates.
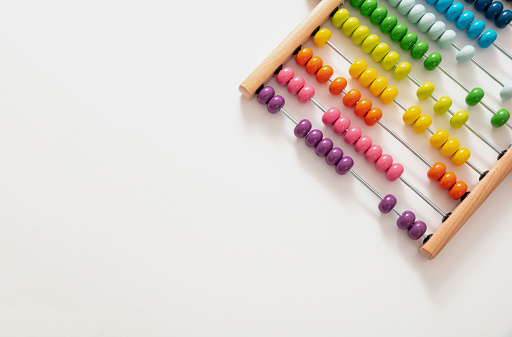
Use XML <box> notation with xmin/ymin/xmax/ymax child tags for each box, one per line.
<box><xmin>378</xmin><ymin>194</ymin><xmax>397</xmax><ymax>214</ymax></box>
<box><xmin>305</xmin><ymin>129</ymin><xmax>323</xmax><ymax>148</ymax></box>
<box><xmin>257</xmin><ymin>86</ymin><xmax>275</xmax><ymax>105</ymax></box>
<box><xmin>267</xmin><ymin>95</ymin><xmax>285</xmax><ymax>114</ymax></box>
<box><xmin>397</xmin><ymin>210</ymin><xmax>416</xmax><ymax>230</ymax></box>
<box><xmin>325</xmin><ymin>147</ymin><xmax>343</xmax><ymax>166</ymax></box>
<box><xmin>408</xmin><ymin>220</ymin><xmax>427</xmax><ymax>240</ymax></box>
<box><xmin>294</xmin><ymin>119</ymin><xmax>312</xmax><ymax>138</ymax></box>
<box><xmin>315</xmin><ymin>138</ymin><xmax>333</xmax><ymax>157</ymax></box>
<box><xmin>335</xmin><ymin>156</ymin><xmax>354</xmax><ymax>175</ymax></box>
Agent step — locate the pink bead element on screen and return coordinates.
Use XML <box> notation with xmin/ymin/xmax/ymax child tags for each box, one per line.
<box><xmin>287</xmin><ymin>76</ymin><xmax>305</xmax><ymax>95</ymax></box>
<box><xmin>322</xmin><ymin>107</ymin><xmax>341</xmax><ymax>125</ymax></box>
<box><xmin>365</xmin><ymin>145</ymin><xmax>383</xmax><ymax>163</ymax></box>
<box><xmin>385</xmin><ymin>163</ymin><xmax>404</xmax><ymax>182</ymax></box>
<box><xmin>333</xmin><ymin>116</ymin><xmax>351</xmax><ymax>135</ymax></box>
<box><xmin>354</xmin><ymin>135</ymin><xmax>372</xmax><ymax>154</ymax></box>
<box><xmin>344</xmin><ymin>126</ymin><xmax>362</xmax><ymax>145</ymax></box>
<box><xmin>276</xmin><ymin>67</ymin><xmax>294</xmax><ymax>86</ymax></box>
<box><xmin>297</xmin><ymin>85</ymin><xmax>315</xmax><ymax>103</ymax></box>
<box><xmin>375</xmin><ymin>154</ymin><xmax>393</xmax><ymax>173</ymax></box>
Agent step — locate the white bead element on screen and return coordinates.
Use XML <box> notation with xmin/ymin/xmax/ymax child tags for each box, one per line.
<box><xmin>500</xmin><ymin>82</ymin><xmax>512</xmax><ymax>100</ymax></box>
<box><xmin>397</xmin><ymin>0</ymin><xmax>415</xmax><ymax>15</ymax></box>
<box><xmin>388</xmin><ymin>0</ymin><xmax>403</xmax><ymax>7</ymax></box>
<box><xmin>407</xmin><ymin>4</ymin><xmax>426</xmax><ymax>24</ymax></box>
<box><xmin>417</xmin><ymin>13</ymin><xmax>436</xmax><ymax>32</ymax></box>
<box><xmin>455</xmin><ymin>45</ymin><xmax>475</xmax><ymax>64</ymax></box>
<box><xmin>427</xmin><ymin>21</ymin><xmax>446</xmax><ymax>41</ymax></box>
<box><xmin>438</xmin><ymin>30</ymin><xmax>456</xmax><ymax>49</ymax></box>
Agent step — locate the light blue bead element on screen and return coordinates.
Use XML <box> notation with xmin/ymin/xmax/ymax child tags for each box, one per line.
<box><xmin>455</xmin><ymin>45</ymin><xmax>475</xmax><ymax>64</ymax></box>
<box><xmin>445</xmin><ymin>2</ymin><xmax>464</xmax><ymax>21</ymax></box>
<box><xmin>467</xmin><ymin>20</ymin><xmax>485</xmax><ymax>39</ymax></box>
<box><xmin>438</xmin><ymin>30</ymin><xmax>456</xmax><ymax>49</ymax></box>
<box><xmin>427</xmin><ymin>21</ymin><xmax>446</xmax><ymax>40</ymax></box>
<box><xmin>388</xmin><ymin>0</ymin><xmax>402</xmax><ymax>7</ymax></box>
<box><xmin>500</xmin><ymin>82</ymin><xmax>512</xmax><ymax>100</ymax></box>
<box><xmin>478</xmin><ymin>30</ymin><xmax>497</xmax><ymax>48</ymax></box>
<box><xmin>435</xmin><ymin>0</ymin><xmax>453</xmax><ymax>13</ymax></box>
<box><xmin>418</xmin><ymin>13</ymin><xmax>437</xmax><ymax>32</ymax></box>
<box><xmin>408</xmin><ymin>4</ymin><xmax>426</xmax><ymax>23</ymax></box>
<box><xmin>397</xmin><ymin>0</ymin><xmax>415</xmax><ymax>15</ymax></box>
<box><xmin>455</xmin><ymin>11</ymin><xmax>475</xmax><ymax>30</ymax></box>
<box><xmin>425</xmin><ymin>0</ymin><xmax>438</xmax><ymax>5</ymax></box>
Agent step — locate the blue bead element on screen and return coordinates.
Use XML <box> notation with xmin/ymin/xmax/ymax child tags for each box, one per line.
<box><xmin>456</xmin><ymin>11</ymin><xmax>475</xmax><ymax>30</ymax></box>
<box><xmin>436</xmin><ymin>0</ymin><xmax>453</xmax><ymax>12</ymax></box>
<box><xmin>463</xmin><ymin>0</ymin><xmax>475</xmax><ymax>3</ymax></box>
<box><xmin>485</xmin><ymin>1</ymin><xmax>503</xmax><ymax>20</ymax></box>
<box><xmin>478</xmin><ymin>29</ymin><xmax>497</xmax><ymax>47</ymax></box>
<box><xmin>474</xmin><ymin>0</ymin><xmax>492</xmax><ymax>12</ymax></box>
<box><xmin>446</xmin><ymin>2</ymin><xmax>464</xmax><ymax>21</ymax></box>
<box><xmin>467</xmin><ymin>20</ymin><xmax>486</xmax><ymax>38</ymax></box>
<box><xmin>496</xmin><ymin>9</ymin><xmax>512</xmax><ymax>28</ymax></box>
<box><xmin>426</xmin><ymin>0</ymin><xmax>438</xmax><ymax>5</ymax></box>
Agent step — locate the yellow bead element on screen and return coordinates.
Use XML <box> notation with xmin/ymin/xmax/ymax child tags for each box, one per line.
<box><xmin>433</xmin><ymin>96</ymin><xmax>452</xmax><ymax>115</ymax></box>
<box><xmin>313</xmin><ymin>28</ymin><xmax>331</xmax><ymax>47</ymax></box>
<box><xmin>403</xmin><ymin>106</ymin><xmax>421</xmax><ymax>124</ymax></box>
<box><xmin>369</xmin><ymin>76</ymin><xmax>388</xmax><ymax>96</ymax></box>
<box><xmin>381</xmin><ymin>51</ymin><xmax>400</xmax><ymax>71</ymax></box>
<box><xmin>450</xmin><ymin>110</ymin><xmax>469</xmax><ymax>129</ymax></box>
<box><xmin>412</xmin><ymin>114</ymin><xmax>432</xmax><ymax>133</ymax></box>
<box><xmin>430</xmin><ymin>129</ymin><xmax>449</xmax><ymax>148</ymax></box>
<box><xmin>440</xmin><ymin>138</ymin><xmax>460</xmax><ymax>157</ymax></box>
<box><xmin>342</xmin><ymin>17</ymin><xmax>360</xmax><ymax>36</ymax></box>
<box><xmin>349</xmin><ymin>59</ymin><xmax>367</xmax><ymax>78</ymax></box>
<box><xmin>332</xmin><ymin>9</ymin><xmax>350</xmax><ymax>28</ymax></box>
<box><xmin>416</xmin><ymin>82</ymin><xmax>435</xmax><ymax>100</ymax></box>
<box><xmin>359</xmin><ymin>68</ymin><xmax>378</xmax><ymax>87</ymax></box>
<box><xmin>379</xmin><ymin>86</ymin><xmax>398</xmax><ymax>104</ymax></box>
<box><xmin>371</xmin><ymin>43</ymin><xmax>390</xmax><ymax>63</ymax></box>
<box><xmin>451</xmin><ymin>147</ymin><xmax>471</xmax><ymax>166</ymax></box>
<box><xmin>361</xmin><ymin>34</ymin><xmax>380</xmax><ymax>53</ymax></box>
<box><xmin>393</xmin><ymin>62</ymin><xmax>411</xmax><ymax>81</ymax></box>
<box><xmin>351</xmin><ymin>26</ymin><xmax>370</xmax><ymax>45</ymax></box>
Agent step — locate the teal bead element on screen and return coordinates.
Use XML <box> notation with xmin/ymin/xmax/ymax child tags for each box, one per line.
<box><xmin>410</xmin><ymin>41</ymin><xmax>429</xmax><ymax>59</ymax></box>
<box><xmin>424</xmin><ymin>52</ymin><xmax>442</xmax><ymax>71</ymax></box>
<box><xmin>370</xmin><ymin>6</ymin><xmax>388</xmax><ymax>24</ymax></box>
<box><xmin>350</xmin><ymin>0</ymin><xmax>366</xmax><ymax>8</ymax></box>
<box><xmin>390</xmin><ymin>23</ymin><xmax>408</xmax><ymax>42</ymax></box>
<box><xmin>360</xmin><ymin>0</ymin><xmax>378</xmax><ymax>16</ymax></box>
<box><xmin>465</xmin><ymin>87</ymin><xmax>485</xmax><ymax>106</ymax></box>
<box><xmin>399</xmin><ymin>32</ymin><xmax>418</xmax><ymax>50</ymax></box>
<box><xmin>491</xmin><ymin>109</ymin><xmax>510</xmax><ymax>127</ymax></box>
<box><xmin>380</xmin><ymin>15</ymin><xmax>398</xmax><ymax>34</ymax></box>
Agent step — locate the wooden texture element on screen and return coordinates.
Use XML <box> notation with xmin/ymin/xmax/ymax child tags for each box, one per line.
<box><xmin>239</xmin><ymin>0</ymin><xmax>343</xmax><ymax>99</ymax></box>
<box><xmin>420</xmin><ymin>147</ymin><xmax>512</xmax><ymax>260</ymax></box>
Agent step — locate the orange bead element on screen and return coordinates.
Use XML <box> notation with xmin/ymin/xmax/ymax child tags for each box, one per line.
<box><xmin>306</xmin><ymin>56</ymin><xmax>323</xmax><ymax>75</ymax></box>
<box><xmin>295</xmin><ymin>47</ymin><xmax>313</xmax><ymax>67</ymax></box>
<box><xmin>448</xmin><ymin>181</ymin><xmax>468</xmax><ymax>200</ymax></box>
<box><xmin>427</xmin><ymin>162</ymin><xmax>446</xmax><ymax>181</ymax></box>
<box><xmin>364</xmin><ymin>107</ymin><xmax>382</xmax><ymax>126</ymax></box>
<box><xmin>329</xmin><ymin>77</ymin><xmax>347</xmax><ymax>95</ymax></box>
<box><xmin>438</xmin><ymin>171</ymin><xmax>457</xmax><ymax>191</ymax></box>
<box><xmin>316</xmin><ymin>65</ymin><xmax>333</xmax><ymax>83</ymax></box>
<box><xmin>354</xmin><ymin>98</ymin><xmax>372</xmax><ymax>117</ymax></box>
<box><xmin>343</xmin><ymin>89</ymin><xmax>361</xmax><ymax>108</ymax></box>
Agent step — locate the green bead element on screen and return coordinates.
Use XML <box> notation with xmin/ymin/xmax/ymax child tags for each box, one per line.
<box><xmin>370</xmin><ymin>6</ymin><xmax>388</xmax><ymax>25</ymax></box>
<box><xmin>389</xmin><ymin>23</ymin><xmax>408</xmax><ymax>42</ymax></box>
<box><xmin>424</xmin><ymin>52</ymin><xmax>442</xmax><ymax>71</ymax></box>
<box><xmin>410</xmin><ymin>41</ymin><xmax>429</xmax><ymax>59</ymax></box>
<box><xmin>360</xmin><ymin>0</ymin><xmax>378</xmax><ymax>16</ymax></box>
<box><xmin>465</xmin><ymin>87</ymin><xmax>485</xmax><ymax>106</ymax></box>
<box><xmin>399</xmin><ymin>32</ymin><xmax>418</xmax><ymax>51</ymax></box>
<box><xmin>450</xmin><ymin>110</ymin><xmax>469</xmax><ymax>129</ymax></box>
<box><xmin>380</xmin><ymin>15</ymin><xmax>398</xmax><ymax>34</ymax></box>
<box><xmin>350</xmin><ymin>0</ymin><xmax>366</xmax><ymax>8</ymax></box>
<box><xmin>491</xmin><ymin>108</ymin><xmax>510</xmax><ymax>127</ymax></box>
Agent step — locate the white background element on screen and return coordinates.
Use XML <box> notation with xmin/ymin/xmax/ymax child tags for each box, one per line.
<box><xmin>0</xmin><ymin>0</ymin><xmax>512</xmax><ymax>336</ymax></box>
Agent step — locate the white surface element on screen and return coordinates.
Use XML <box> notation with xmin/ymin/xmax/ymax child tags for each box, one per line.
<box><xmin>0</xmin><ymin>0</ymin><xmax>512</xmax><ymax>336</ymax></box>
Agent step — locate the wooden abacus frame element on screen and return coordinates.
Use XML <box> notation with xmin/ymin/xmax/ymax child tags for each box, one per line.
<box><xmin>239</xmin><ymin>0</ymin><xmax>512</xmax><ymax>260</ymax></box>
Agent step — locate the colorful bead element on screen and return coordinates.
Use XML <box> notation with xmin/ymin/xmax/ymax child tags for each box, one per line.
<box><xmin>370</xmin><ymin>43</ymin><xmax>390</xmax><ymax>63</ymax></box>
<box><xmin>369</xmin><ymin>76</ymin><xmax>388</xmax><ymax>96</ymax></box>
<box><xmin>491</xmin><ymin>108</ymin><xmax>510</xmax><ymax>127</ymax></box>
<box><xmin>351</xmin><ymin>0</ymin><xmax>366</xmax><ymax>8</ymax></box>
<box><xmin>485</xmin><ymin>1</ymin><xmax>503</xmax><ymax>21</ymax></box>
<box><xmin>427</xmin><ymin>21</ymin><xmax>446</xmax><ymax>41</ymax></box>
<box><xmin>354</xmin><ymin>98</ymin><xmax>373</xmax><ymax>117</ymax></box>
<box><xmin>385</xmin><ymin>163</ymin><xmax>404</xmax><ymax>181</ymax></box>
<box><xmin>343</xmin><ymin>89</ymin><xmax>362</xmax><ymax>108</ymax></box>
<box><xmin>379</xmin><ymin>194</ymin><xmax>397</xmax><ymax>213</ymax></box>
<box><xmin>316</xmin><ymin>65</ymin><xmax>333</xmax><ymax>83</ymax></box>
<box><xmin>499</xmin><ymin>83</ymin><xmax>512</xmax><ymax>100</ymax></box>
<box><xmin>410</xmin><ymin>41</ymin><xmax>429</xmax><ymax>59</ymax></box>
<box><xmin>354</xmin><ymin>135</ymin><xmax>373</xmax><ymax>154</ymax></box>
<box><xmin>389</xmin><ymin>0</ymin><xmax>402</xmax><ymax>7</ymax></box>
<box><xmin>267</xmin><ymin>95</ymin><xmax>285</xmax><ymax>114</ymax></box>
<box><xmin>326</xmin><ymin>147</ymin><xmax>344</xmax><ymax>166</ymax></box>
<box><xmin>349</xmin><ymin>59</ymin><xmax>368</xmax><ymax>78</ymax></box>
<box><xmin>400</xmin><ymin>32</ymin><xmax>418</xmax><ymax>50</ymax></box>
<box><xmin>287</xmin><ymin>76</ymin><xmax>305</xmax><ymax>95</ymax></box>
<box><xmin>297</xmin><ymin>85</ymin><xmax>315</xmax><ymax>103</ymax></box>
<box><xmin>370</xmin><ymin>6</ymin><xmax>388</xmax><ymax>24</ymax></box>
<box><xmin>450</xmin><ymin>110</ymin><xmax>469</xmax><ymax>129</ymax></box>
<box><xmin>435</xmin><ymin>0</ymin><xmax>453</xmax><ymax>12</ymax></box>
<box><xmin>305</xmin><ymin>129</ymin><xmax>323</xmax><ymax>148</ymax></box>
<box><xmin>434</xmin><ymin>96</ymin><xmax>452</xmax><ymax>114</ymax></box>
<box><xmin>257</xmin><ymin>86</ymin><xmax>275</xmax><ymax>104</ymax></box>
<box><xmin>397</xmin><ymin>0</ymin><xmax>416</xmax><ymax>15</ymax></box>
<box><xmin>335</xmin><ymin>156</ymin><xmax>354</xmax><ymax>175</ymax></box>
<box><xmin>365</xmin><ymin>144</ymin><xmax>383</xmax><ymax>163</ymax></box>
<box><xmin>451</xmin><ymin>147</ymin><xmax>470</xmax><ymax>166</ymax></box>
<box><xmin>403</xmin><ymin>106</ymin><xmax>421</xmax><ymax>124</ymax></box>
<box><xmin>380</xmin><ymin>15</ymin><xmax>398</xmax><ymax>33</ymax></box>
<box><xmin>315</xmin><ymin>138</ymin><xmax>334</xmax><ymax>157</ymax></box>
<box><xmin>344</xmin><ymin>126</ymin><xmax>363</xmax><ymax>144</ymax></box>
<box><xmin>359</xmin><ymin>68</ymin><xmax>378</xmax><ymax>87</ymax></box>
<box><xmin>445</xmin><ymin>2</ymin><xmax>464</xmax><ymax>21</ymax></box>
<box><xmin>363</xmin><ymin>107</ymin><xmax>381</xmax><ymax>126</ymax></box>
<box><xmin>428</xmin><ymin>162</ymin><xmax>447</xmax><ymax>181</ymax></box>
<box><xmin>408</xmin><ymin>4</ymin><xmax>426</xmax><ymax>23</ymax></box>
<box><xmin>418</xmin><ymin>13</ymin><xmax>436</xmax><ymax>32</ymax></box>
<box><xmin>342</xmin><ymin>17</ymin><xmax>361</xmax><ymax>36</ymax></box>
<box><xmin>478</xmin><ymin>30</ymin><xmax>497</xmax><ymax>48</ymax></box>
<box><xmin>329</xmin><ymin>77</ymin><xmax>348</xmax><ymax>95</ymax></box>
<box><xmin>332</xmin><ymin>9</ymin><xmax>350</xmax><ymax>28</ymax></box>
<box><xmin>379</xmin><ymin>86</ymin><xmax>398</xmax><ymax>104</ymax></box>
<box><xmin>467</xmin><ymin>20</ymin><xmax>485</xmax><ymax>39</ymax></box>
<box><xmin>294</xmin><ymin>119</ymin><xmax>312</xmax><ymax>138</ymax></box>
<box><xmin>417</xmin><ymin>82</ymin><xmax>435</xmax><ymax>100</ymax></box>
<box><xmin>351</xmin><ymin>26</ymin><xmax>371</xmax><ymax>45</ymax></box>
<box><xmin>408</xmin><ymin>221</ymin><xmax>427</xmax><ymax>240</ymax></box>
<box><xmin>448</xmin><ymin>181</ymin><xmax>468</xmax><ymax>200</ymax></box>
<box><xmin>322</xmin><ymin>107</ymin><xmax>341</xmax><ymax>125</ymax></box>
<box><xmin>360</xmin><ymin>0</ymin><xmax>378</xmax><ymax>16</ymax></box>
<box><xmin>305</xmin><ymin>56</ymin><xmax>323</xmax><ymax>75</ymax></box>
<box><xmin>397</xmin><ymin>210</ymin><xmax>416</xmax><ymax>230</ymax></box>
<box><xmin>393</xmin><ymin>62</ymin><xmax>411</xmax><ymax>80</ymax></box>
<box><xmin>456</xmin><ymin>45</ymin><xmax>475</xmax><ymax>64</ymax></box>
<box><xmin>413</xmin><ymin>115</ymin><xmax>432</xmax><ymax>133</ymax></box>
<box><xmin>390</xmin><ymin>23</ymin><xmax>408</xmax><ymax>42</ymax></box>
<box><xmin>430</xmin><ymin>129</ymin><xmax>449</xmax><ymax>148</ymax></box>
<box><xmin>276</xmin><ymin>67</ymin><xmax>294</xmax><ymax>86</ymax></box>
<box><xmin>361</xmin><ymin>34</ymin><xmax>380</xmax><ymax>53</ymax></box>
<box><xmin>438</xmin><ymin>30</ymin><xmax>457</xmax><ymax>49</ymax></box>
<box><xmin>381</xmin><ymin>51</ymin><xmax>400</xmax><ymax>70</ymax></box>
<box><xmin>333</xmin><ymin>116</ymin><xmax>352</xmax><ymax>134</ymax></box>
<box><xmin>465</xmin><ymin>87</ymin><xmax>484</xmax><ymax>106</ymax></box>
<box><xmin>496</xmin><ymin>10</ymin><xmax>512</xmax><ymax>29</ymax></box>
<box><xmin>313</xmin><ymin>28</ymin><xmax>331</xmax><ymax>47</ymax></box>
<box><xmin>440</xmin><ymin>138</ymin><xmax>460</xmax><ymax>157</ymax></box>
<box><xmin>456</xmin><ymin>11</ymin><xmax>475</xmax><ymax>30</ymax></box>
<box><xmin>438</xmin><ymin>171</ymin><xmax>457</xmax><ymax>190</ymax></box>
<box><xmin>375</xmin><ymin>154</ymin><xmax>393</xmax><ymax>172</ymax></box>
<box><xmin>424</xmin><ymin>52</ymin><xmax>442</xmax><ymax>71</ymax></box>
<box><xmin>295</xmin><ymin>48</ymin><xmax>313</xmax><ymax>67</ymax></box>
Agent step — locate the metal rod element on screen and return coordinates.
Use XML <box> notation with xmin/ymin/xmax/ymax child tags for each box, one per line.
<box><xmin>493</xmin><ymin>42</ymin><xmax>512</xmax><ymax>62</ymax></box>
<box><xmin>399</xmin><ymin>176</ymin><xmax>446</xmax><ymax>217</ymax></box>
<box><xmin>452</xmin><ymin>43</ymin><xmax>505</xmax><ymax>87</ymax></box>
<box><xmin>280</xmin><ymin>107</ymin><xmax>298</xmax><ymax>125</ymax></box>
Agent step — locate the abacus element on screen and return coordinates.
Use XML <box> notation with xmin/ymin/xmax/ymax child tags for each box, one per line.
<box><xmin>239</xmin><ymin>0</ymin><xmax>512</xmax><ymax>260</ymax></box>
